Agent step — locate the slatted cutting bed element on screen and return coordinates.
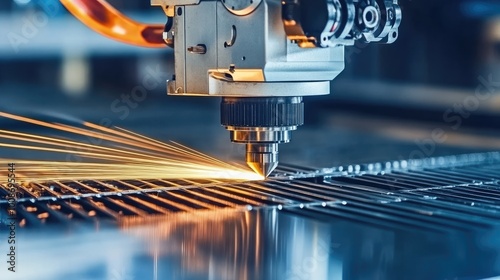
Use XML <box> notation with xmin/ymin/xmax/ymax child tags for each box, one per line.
<box><xmin>1</xmin><ymin>153</ymin><xmax>500</xmax><ymax>230</ymax></box>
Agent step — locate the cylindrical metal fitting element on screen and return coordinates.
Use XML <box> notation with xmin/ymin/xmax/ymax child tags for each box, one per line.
<box><xmin>245</xmin><ymin>143</ymin><xmax>279</xmax><ymax>177</ymax></box>
<box><xmin>220</xmin><ymin>97</ymin><xmax>304</xmax><ymax>178</ymax></box>
<box><xmin>221</xmin><ymin>97</ymin><xmax>304</xmax><ymax>127</ymax></box>
<box><xmin>228</xmin><ymin>126</ymin><xmax>296</xmax><ymax>144</ymax></box>
<box><xmin>246</xmin><ymin>143</ymin><xmax>278</xmax><ymax>163</ymax></box>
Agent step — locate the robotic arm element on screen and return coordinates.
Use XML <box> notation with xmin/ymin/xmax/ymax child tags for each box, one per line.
<box><xmin>61</xmin><ymin>0</ymin><xmax>401</xmax><ymax>177</ymax></box>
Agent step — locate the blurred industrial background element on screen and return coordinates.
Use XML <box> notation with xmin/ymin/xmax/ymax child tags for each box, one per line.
<box><xmin>1</xmin><ymin>0</ymin><xmax>500</xmax><ymax>279</ymax></box>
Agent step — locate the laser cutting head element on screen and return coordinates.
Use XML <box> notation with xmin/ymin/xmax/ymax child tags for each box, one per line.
<box><xmin>60</xmin><ymin>0</ymin><xmax>401</xmax><ymax>178</ymax></box>
<box><xmin>150</xmin><ymin>0</ymin><xmax>401</xmax><ymax>177</ymax></box>
<box><xmin>148</xmin><ymin>0</ymin><xmax>403</xmax><ymax>177</ymax></box>
<box><xmin>61</xmin><ymin>0</ymin><xmax>401</xmax><ymax>177</ymax></box>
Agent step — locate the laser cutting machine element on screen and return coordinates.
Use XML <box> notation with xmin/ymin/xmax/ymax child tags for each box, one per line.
<box><xmin>6</xmin><ymin>2</ymin><xmax>500</xmax><ymax>279</ymax></box>
<box><xmin>61</xmin><ymin>0</ymin><xmax>402</xmax><ymax>177</ymax></box>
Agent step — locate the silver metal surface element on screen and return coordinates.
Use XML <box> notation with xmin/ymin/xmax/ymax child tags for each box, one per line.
<box><xmin>4</xmin><ymin>203</ymin><xmax>500</xmax><ymax>280</ymax></box>
<box><xmin>207</xmin><ymin>78</ymin><xmax>331</xmax><ymax>97</ymax></box>
<box><xmin>246</xmin><ymin>143</ymin><xmax>279</xmax><ymax>177</ymax></box>
<box><xmin>158</xmin><ymin>0</ymin><xmax>401</xmax><ymax>94</ymax></box>
<box><xmin>226</xmin><ymin>126</ymin><xmax>297</xmax><ymax>177</ymax></box>
<box><xmin>227</xmin><ymin>127</ymin><xmax>294</xmax><ymax>177</ymax></box>
<box><xmin>163</xmin><ymin>0</ymin><xmax>350</xmax><ymax>96</ymax></box>
<box><xmin>228</xmin><ymin>127</ymin><xmax>295</xmax><ymax>143</ymax></box>
<box><xmin>222</xmin><ymin>0</ymin><xmax>263</xmax><ymax>16</ymax></box>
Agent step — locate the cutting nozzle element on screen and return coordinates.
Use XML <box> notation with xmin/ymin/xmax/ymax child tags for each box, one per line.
<box><xmin>246</xmin><ymin>143</ymin><xmax>279</xmax><ymax>178</ymax></box>
<box><xmin>221</xmin><ymin>96</ymin><xmax>304</xmax><ymax>179</ymax></box>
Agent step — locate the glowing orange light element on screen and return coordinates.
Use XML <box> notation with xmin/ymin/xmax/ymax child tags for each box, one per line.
<box><xmin>60</xmin><ymin>0</ymin><xmax>166</xmax><ymax>48</ymax></box>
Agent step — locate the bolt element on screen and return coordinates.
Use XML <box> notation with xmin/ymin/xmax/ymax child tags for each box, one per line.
<box><xmin>388</xmin><ymin>9</ymin><xmax>394</xmax><ymax>21</ymax></box>
<box><xmin>187</xmin><ymin>44</ymin><xmax>207</xmax><ymax>54</ymax></box>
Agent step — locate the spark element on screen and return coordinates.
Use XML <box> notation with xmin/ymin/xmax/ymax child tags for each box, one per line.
<box><xmin>0</xmin><ymin>112</ymin><xmax>264</xmax><ymax>184</ymax></box>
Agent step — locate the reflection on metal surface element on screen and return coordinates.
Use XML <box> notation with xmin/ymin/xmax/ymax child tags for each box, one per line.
<box><xmin>122</xmin><ymin>210</ymin><xmax>261</xmax><ymax>280</ymax></box>
<box><xmin>9</xmin><ymin>207</ymin><xmax>498</xmax><ymax>279</ymax></box>
<box><xmin>119</xmin><ymin>209</ymin><xmax>343</xmax><ymax>280</ymax></box>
